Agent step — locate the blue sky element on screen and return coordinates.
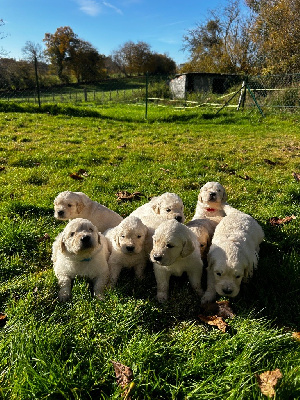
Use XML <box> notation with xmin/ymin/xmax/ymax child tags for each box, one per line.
<box><xmin>1</xmin><ymin>0</ymin><xmax>223</xmax><ymax>65</ymax></box>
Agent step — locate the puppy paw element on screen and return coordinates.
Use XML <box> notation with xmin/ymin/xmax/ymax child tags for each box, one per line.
<box><xmin>94</xmin><ymin>292</ymin><xmax>104</xmax><ymax>300</ymax></box>
<box><xmin>157</xmin><ymin>292</ymin><xmax>168</xmax><ymax>303</ymax></box>
<box><xmin>201</xmin><ymin>291</ymin><xmax>216</xmax><ymax>304</ymax></box>
<box><xmin>58</xmin><ymin>289</ymin><xmax>71</xmax><ymax>302</ymax></box>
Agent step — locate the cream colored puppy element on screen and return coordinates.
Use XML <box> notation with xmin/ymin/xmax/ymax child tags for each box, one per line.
<box><xmin>193</xmin><ymin>181</ymin><xmax>227</xmax><ymax>220</ymax></box>
<box><xmin>186</xmin><ymin>218</ymin><xmax>220</xmax><ymax>258</ymax></box>
<box><xmin>54</xmin><ymin>191</ymin><xmax>123</xmax><ymax>232</ymax></box>
<box><xmin>130</xmin><ymin>192</ymin><xmax>185</xmax><ymax>253</ymax></box>
<box><xmin>104</xmin><ymin>216</ymin><xmax>149</xmax><ymax>286</ymax></box>
<box><xmin>150</xmin><ymin>219</ymin><xmax>203</xmax><ymax>303</ymax></box>
<box><xmin>130</xmin><ymin>192</ymin><xmax>185</xmax><ymax>228</ymax></box>
<box><xmin>52</xmin><ymin>218</ymin><xmax>110</xmax><ymax>302</ymax></box>
<box><xmin>201</xmin><ymin>207</ymin><xmax>264</xmax><ymax>304</ymax></box>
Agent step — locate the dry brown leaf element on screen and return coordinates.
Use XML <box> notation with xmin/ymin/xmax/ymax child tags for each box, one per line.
<box><xmin>292</xmin><ymin>172</ymin><xmax>300</xmax><ymax>182</ymax></box>
<box><xmin>237</xmin><ymin>174</ymin><xmax>251</xmax><ymax>180</ymax></box>
<box><xmin>69</xmin><ymin>172</ymin><xmax>84</xmax><ymax>180</ymax></box>
<box><xmin>116</xmin><ymin>191</ymin><xmax>144</xmax><ymax>202</ymax></box>
<box><xmin>198</xmin><ymin>314</ymin><xmax>229</xmax><ymax>333</ymax></box>
<box><xmin>200</xmin><ymin>300</ymin><xmax>235</xmax><ymax>319</ymax></box>
<box><xmin>117</xmin><ymin>143</ymin><xmax>127</xmax><ymax>148</ymax></box>
<box><xmin>37</xmin><ymin>233</ymin><xmax>50</xmax><ymax>242</ymax></box>
<box><xmin>292</xmin><ymin>332</ymin><xmax>300</xmax><ymax>341</ymax></box>
<box><xmin>160</xmin><ymin>167</ymin><xmax>170</xmax><ymax>173</ymax></box>
<box><xmin>0</xmin><ymin>166</ymin><xmax>5</xmax><ymax>172</ymax></box>
<box><xmin>77</xmin><ymin>169</ymin><xmax>88</xmax><ymax>176</ymax></box>
<box><xmin>264</xmin><ymin>159</ymin><xmax>277</xmax><ymax>166</ymax></box>
<box><xmin>0</xmin><ymin>313</ymin><xmax>7</xmax><ymax>327</ymax></box>
<box><xmin>256</xmin><ymin>369</ymin><xmax>282</xmax><ymax>398</ymax></box>
<box><xmin>111</xmin><ymin>360</ymin><xmax>134</xmax><ymax>399</ymax></box>
<box><xmin>269</xmin><ymin>215</ymin><xmax>296</xmax><ymax>226</ymax></box>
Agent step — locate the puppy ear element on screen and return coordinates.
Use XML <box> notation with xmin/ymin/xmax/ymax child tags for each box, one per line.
<box><xmin>221</xmin><ymin>190</ymin><xmax>228</xmax><ymax>203</ymax></box>
<box><xmin>76</xmin><ymin>200</ymin><xmax>85</xmax><ymax>214</ymax></box>
<box><xmin>198</xmin><ymin>192</ymin><xmax>203</xmax><ymax>204</ymax></box>
<box><xmin>113</xmin><ymin>228</ymin><xmax>121</xmax><ymax>248</ymax></box>
<box><xmin>60</xmin><ymin>236</ymin><xmax>66</xmax><ymax>253</ymax></box>
<box><xmin>151</xmin><ymin>200</ymin><xmax>160</xmax><ymax>215</ymax></box>
<box><xmin>181</xmin><ymin>238</ymin><xmax>194</xmax><ymax>258</ymax></box>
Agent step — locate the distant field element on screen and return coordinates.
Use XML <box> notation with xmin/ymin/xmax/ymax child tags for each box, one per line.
<box><xmin>0</xmin><ymin>103</ymin><xmax>299</xmax><ymax>399</ymax></box>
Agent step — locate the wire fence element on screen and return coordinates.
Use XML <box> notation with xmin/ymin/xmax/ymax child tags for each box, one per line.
<box><xmin>0</xmin><ymin>66</ymin><xmax>299</xmax><ymax>115</ymax></box>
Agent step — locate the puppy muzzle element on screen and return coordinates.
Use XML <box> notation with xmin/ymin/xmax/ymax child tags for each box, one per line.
<box><xmin>152</xmin><ymin>254</ymin><xmax>163</xmax><ymax>263</ymax></box>
<box><xmin>57</xmin><ymin>210</ymin><xmax>65</xmax><ymax>218</ymax></box>
<box><xmin>80</xmin><ymin>235</ymin><xmax>93</xmax><ymax>249</ymax></box>
<box><xmin>175</xmin><ymin>215</ymin><xmax>183</xmax><ymax>222</ymax></box>
<box><xmin>209</xmin><ymin>192</ymin><xmax>217</xmax><ymax>201</ymax></box>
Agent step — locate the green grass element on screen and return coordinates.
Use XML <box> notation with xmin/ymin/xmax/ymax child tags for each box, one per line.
<box><xmin>0</xmin><ymin>102</ymin><xmax>299</xmax><ymax>399</ymax></box>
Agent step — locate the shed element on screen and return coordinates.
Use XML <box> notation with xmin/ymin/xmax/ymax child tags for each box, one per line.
<box><xmin>169</xmin><ymin>72</ymin><xmax>242</xmax><ymax>99</ymax></box>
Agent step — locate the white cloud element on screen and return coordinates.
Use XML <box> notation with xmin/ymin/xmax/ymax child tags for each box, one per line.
<box><xmin>76</xmin><ymin>0</ymin><xmax>102</xmax><ymax>16</ymax></box>
<box><xmin>103</xmin><ymin>1</ymin><xmax>123</xmax><ymax>14</ymax></box>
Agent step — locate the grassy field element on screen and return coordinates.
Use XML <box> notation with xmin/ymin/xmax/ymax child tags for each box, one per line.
<box><xmin>0</xmin><ymin>102</ymin><xmax>299</xmax><ymax>399</ymax></box>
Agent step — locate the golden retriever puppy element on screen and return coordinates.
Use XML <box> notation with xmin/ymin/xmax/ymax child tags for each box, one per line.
<box><xmin>130</xmin><ymin>192</ymin><xmax>185</xmax><ymax>252</ymax></box>
<box><xmin>201</xmin><ymin>207</ymin><xmax>264</xmax><ymax>304</ymax></box>
<box><xmin>150</xmin><ymin>220</ymin><xmax>203</xmax><ymax>303</ymax></box>
<box><xmin>52</xmin><ymin>218</ymin><xmax>110</xmax><ymax>302</ymax></box>
<box><xmin>104</xmin><ymin>216</ymin><xmax>149</xmax><ymax>286</ymax></box>
<box><xmin>192</xmin><ymin>182</ymin><xmax>227</xmax><ymax>220</ymax></box>
<box><xmin>130</xmin><ymin>192</ymin><xmax>185</xmax><ymax>227</ymax></box>
<box><xmin>186</xmin><ymin>218</ymin><xmax>220</xmax><ymax>258</ymax></box>
<box><xmin>54</xmin><ymin>191</ymin><xmax>123</xmax><ymax>232</ymax></box>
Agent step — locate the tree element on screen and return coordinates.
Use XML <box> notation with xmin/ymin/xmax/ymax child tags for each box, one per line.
<box><xmin>181</xmin><ymin>0</ymin><xmax>255</xmax><ymax>74</ymax></box>
<box><xmin>43</xmin><ymin>26</ymin><xmax>77</xmax><ymax>81</ymax></box>
<box><xmin>147</xmin><ymin>53</ymin><xmax>177</xmax><ymax>75</ymax></box>
<box><xmin>247</xmin><ymin>0</ymin><xmax>300</xmax><ymax>73</ymax></box>
<box><xmin>43</xmin><ymin>26</ymin><xmax>105</xmax><ymax>83</ymax></box>
<box><xmin>22</xmin><ymin>41</ymin><xmax>45</xmax><ymax>106</ymax></box>
<box><xmin>0</xmin><ymin>18</ymin><xmax>8</xmax><ymax>57</ymax></box>
<box><xmin>111</xmin><ymin>41</ymin><xmax>152</xmax><ymax>76</ymax></box>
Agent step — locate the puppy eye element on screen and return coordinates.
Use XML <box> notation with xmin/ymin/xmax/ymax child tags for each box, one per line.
<box><xmin>70</xmin><ymin>232</ymin><xmax>75</xmax><ymax>237</ymax></box>
<box><xmin>200</xmin><ymin>244</ymin><xmax>205</xmax><ymax>247</ymax></box>
<box><xmin>89</xmin><ymin>228</ymin><xmax>93</xmax><ymax>232</ymax></box>
<box><xmin>121</xmin><ymin>235</ymin><xmax>125</xmax><ymax>238</ymax></box>
<box><xmin>235</xmin><ymin>275</ymin><xmax>241</xmax><ymax>279</ymax></box>
<box><xmin>137</xmin><ymin>235</ymin><xmax>141</xmax><ymax>238</ymax></box>
<box><xmin>67</xmin><ymin>204</ymin><xmax>72</xmax><ymax>208</ymax></box>
<box><xmin>166</xmin><ymin>208</ymin><xmax>171</xmax><ymax>212</ymax></box>
<box><xmin>166</xmin><ymin>243</ymin><xmax>174</xmax><ymax>248</ymax></box>
<box><xmin>216</xmin><ymin>272</ymin><xmax>222</xmax><ymax>276</ymax></box>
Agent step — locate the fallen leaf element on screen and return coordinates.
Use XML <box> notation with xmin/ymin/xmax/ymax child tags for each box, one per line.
<box><xmin>237</xmin><ymin>174</ymin><xmax>251</xmax><ymax>180</ymax></box>
<box><xmin>116</xmin><ymin>191</ymin><xmax>144</xmax><ymax>202</ymax></box>
<box><xmin>37</xmin><ymin>233</ymin><xmax>50</xmax><ymax>242</ymax></box>
<box><xmin>117</xmin><ymin>143</ymin><xmax>127</xmax><ymax>148</ymax></box>
<box><xmin>256</xmin><ymin>369</ymin><xmax>282</xmax><ymax>398</ymax></box>
<box><xmin>269</xmin><ymin>215</ymin><xmax>296</xmax><ymax>226</ymax></box>
<box><xmin>198</xmin><ymin>314</ymin><xmax>229</xmax><ymax>333</ymax></box>
<box><xmin>0</xmin><ymin>166</ymin><xmax>5</xmax><ymax>172</ymax></box>
<box><xmin>264</xmin><ymin>159</ymin><xmax>277</xmax><ymax>166</ymax></box>
<box><xmin>292</xmin><ymin>332</ymin><xmax>300</xmax><ymax>341</ymax></box>
<box><xmin>77</xmin><ymin>169</ymin><xmax>88</xmax><ymax>176</ymax></box>
<box><xmin>0</xmin><ymin>313</ymin><xmax>7</xmax><ymax>327</ymax></box>
<box><xmin>111</xmin><ymin>360</ymin><xmax>134</xmax><ymax>399</ymax></box>
<box><xmin>200</xmin><ymin>300</ymin><xmax>235</xmax><ymax>319</ymax></box>
<box><xmin>292</xmin><ymin>172</ymin><xmax>300</xmax><ymax>182</ymax></box>
<box><xmin>69</xmin><ymin>172</ymin><xmax>84</xmax><ymax>180</ymax></box>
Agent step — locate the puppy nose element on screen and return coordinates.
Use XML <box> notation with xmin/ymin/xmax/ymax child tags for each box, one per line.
<box><xmin>126</xmin><ymin>246</ymin><xmax>134</xmax><ymax>252</ymax></box>
<box><xmin>153</xmin><ymin>254</ymin><xmax>162</xmax><ymax>262</ymax></box>
<box><xmin>81</xmin><ymin>235</ymin><xmax>91</xmax><ymax>246</ymax></box>
<box><xmin>175</xmin><ymin>215</ymin><xmax>182</xmax><ymax>222</ymax></box>
<box><xmin>222</xmin><ymin>287</ymin><xmax>233</xmax><ymax>295</ymax></box>
<box><xmin>209</xmin><ymin>192</ymin><xmax>216</xmax><ymax>199</ymax></box>
<box><xmin>58</xmin><ymin>210</ymin><xmax>64</xmax><ymax>217</ymax></box>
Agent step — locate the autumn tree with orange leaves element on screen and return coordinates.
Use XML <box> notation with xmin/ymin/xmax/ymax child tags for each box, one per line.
<box><xmin>182</xmin><ymin>0</ymin><xmax>300</xmax><ymax>75</ymax></box>
<box><xmin>43</xmin><ymin>26</ymin><xmax>105</xmax><ymax>83</ymax></box>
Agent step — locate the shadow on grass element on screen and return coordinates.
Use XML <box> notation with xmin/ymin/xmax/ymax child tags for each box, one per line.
<box><xmin>6</xmin><ymin>202</ymin><xmax>53</xmax><ymax>219</ymax></box>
